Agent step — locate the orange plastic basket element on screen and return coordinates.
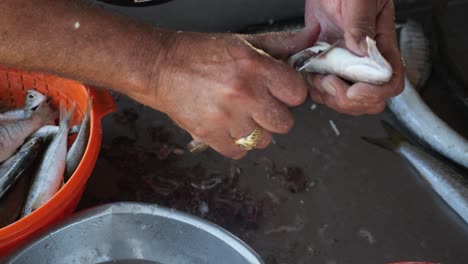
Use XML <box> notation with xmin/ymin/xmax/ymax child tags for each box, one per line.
<box><xmin>0</xmin><ymin>66</ymin><xmax>116</xmax><ymax>255</ymax></box>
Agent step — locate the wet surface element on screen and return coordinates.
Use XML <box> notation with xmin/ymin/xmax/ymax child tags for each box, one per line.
<box><xmin>78</xmin><ymin>1</ymin><xmax>468</xmax><ymax>263</ymax></box>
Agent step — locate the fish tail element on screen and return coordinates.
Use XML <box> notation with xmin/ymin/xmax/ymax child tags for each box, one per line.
<box><xmin>361</xmin><ymin>121</ymin><xmax>406</xmax><ymax>152</ymax></box>
<box><xmin>59</xmin><ymin>101</ymin><xmax>75</xmax><ymax>131</ymax></box>
<box><xmin>84</xmin><ymin>96</ymin><xmax>92</xmax><ymax>123</ymax></box>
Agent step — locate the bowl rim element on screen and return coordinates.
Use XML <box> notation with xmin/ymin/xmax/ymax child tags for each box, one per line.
<box><xmin>3</xmin><ymin>202</ymin><xmax>264</xmax><ymax>264</ymax></box>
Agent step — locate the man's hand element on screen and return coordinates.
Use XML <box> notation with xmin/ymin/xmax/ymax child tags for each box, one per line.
<box><xmin>305</xmin><ymin>0</ymin><xmax>404</xmax><ymax>116</ymax></box>
<box><xmin>0</xmin><ymin>0</ymin><xmax>319</xmax><ymax>159</ymax></box>
<box><xmin>141</xmin><ymin>26</ymin><xmax>320</xmax><ymax>159</ymax></box>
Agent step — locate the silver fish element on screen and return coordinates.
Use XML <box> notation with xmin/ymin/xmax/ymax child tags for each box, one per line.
<box><xmin>0</xmin><ymin>100</ymin><xmax>56</xmax><ymax>163</ymax></box>
<box><xmin>29</xmin><ymin>124</ymin><xmax>81</xmax><ymax>139</ymax></box>
<box><xmin>0</xmin><ymin>164</ymin><xmax>34</xmax><ymax>228</ymax></box>
<box><xmin>0</xmin><ymin>90</ymin><xmax>47</xmax><ymax>120</ymax></box>
<box><xmin>388</xmin><ymin>77</ymin><xmax>468</xmax><ymax>169</ymax></box>
<box><xmin>22</xmin><ymin>102</ymin><xmax>75</xmax><ymax>216</ymax></box>
<box><xmin>397</xmin><ymin>19</ymin><xmax>431</xmax><ymax>90</ymax></box>
<box><xmin>0</xmin><ymin>137</ymin><xmax>44</xmax><ymax>199</ymax></box>
<box><xmin>288</xmin><ymin>36</ymin><xmax>393</xmax><ymax>85</ymax></box>
<box><xmin>363</xmin><ymin>121</ymin><xmax>468</xmax><ymax>224</ymax></box>
<box><xmin>65</xmin><ymin>97</ymin><xmax>91</xmax><ymax>180</ymax></box>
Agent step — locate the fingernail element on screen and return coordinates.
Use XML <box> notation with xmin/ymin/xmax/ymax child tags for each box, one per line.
<box><xmin>349</xmin><ymin>94</ymin><xmax>366</xmax><ymax>102</ymax></box>
<box><xmin>359</xmin><ymin>39</ymin><xmax>368</xmax><ymax>55</ymax></box>
<box><xmin>348</xmin><ymin>92</ymin><xmax>369</xmax><ymax>102</ymax></box>
<box><xmin>322</xmin><ymin>80</ymin><xmax>337</xmax><ymax>97</ymax></box>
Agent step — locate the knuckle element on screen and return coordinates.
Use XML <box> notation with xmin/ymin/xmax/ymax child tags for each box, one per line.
<box><xmin>279</xmin><ymin>117</ymin><xmax>294</xmax><ymax>133</ymax></box>
<box><xmin>335</xmin><ymin>100</ymin><xmax>368</xmax><ymax>116</ymax></box>
<box><xmin>207</xmin><ymin>109</ymin><xmax>226</xmax><ymax>124</ymax></box>
<box><xmin>288</xmin><ymin>87</ymin><xmax>308</xmax><ymax>106</ymax></box>
<box><xmin>224</xmin><ymin>81</ymin><xmax>247</xmax><ymax>99</ymax></box>
<box><xmin>236</xmin><ymin>51</ymin><xmax>262</xmax><ymax>70</ymax></box>
<box><xmin>367</xmin><ymin>103</ymin><xmax>386</xmax><ymax>115</ymax></box>
<box><xmin>256</xmin><ymin>132</ymin><xmax>272</xmax><ymax>149</ymax></box>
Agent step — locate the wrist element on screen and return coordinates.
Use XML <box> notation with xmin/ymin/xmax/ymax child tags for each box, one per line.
<box><xmin>111</xmin><ymin>27</ymin><xmax>177</xmax><ymax>110</ymax></box>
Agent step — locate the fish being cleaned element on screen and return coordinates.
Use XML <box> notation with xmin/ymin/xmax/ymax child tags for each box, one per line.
<box><xmin>22</xmin><ymin>102</ymin><xmax>75</xmax><ymax>216</ymax></box>
<box><xmin>66</xmin><ymin>97</ymin><xmax>91</xmax><ymax>180</ymax></box>
<box><xmin>0</xmin><ymin>100</ymin><xmax>56</xmax><ymax>163</ymax></box>
<box><xmin>187</xmin><ymin>36</ymin><xmax>394</xmax><ymax>152</ymax></box>
<box><xmin>0</xmin><ymin>137</ymin><xmax>44</xmax><ymax>199</ymax></box>
<box><xmin>363</xmin><ymin>121</ymin><xmax>468</xmax><ymax>224</ymax></box>
<box><xmin>0</xmin><ymin>90</ymin><xmax>47</xmax><ymax>120</ymax></box>
<box><xmin>388</xmin><ymin>77</ymin><xmax>468</xmax><ymax>169</ymax></box>
<box><xmin>288</xmin><ymin>36</ymin><xmax>393</xmax><ymax>85</ymax></box>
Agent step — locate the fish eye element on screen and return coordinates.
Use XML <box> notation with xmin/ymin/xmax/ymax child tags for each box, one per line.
<box><xmin>28</xmin><ymin>94</ymin><xmax>35</xmax><ymax>99</ymax></box>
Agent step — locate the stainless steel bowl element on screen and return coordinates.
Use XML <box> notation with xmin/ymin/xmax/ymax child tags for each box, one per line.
<box><xmin>4</xmin><ymin>202</ymin><xmax>263</xmax><ymax>264</ymax></box>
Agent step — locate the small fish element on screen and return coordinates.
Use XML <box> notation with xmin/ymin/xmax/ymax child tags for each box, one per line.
<box><xmin>0</xmin><ymin>90</ymin><xmax>47</xmax><ymax>120</ymax></box>
<box><xmin>363</xmin><ymin>121</ymin><xmax>468</xmax><ymax>224</ymax></box>
<box><xmin>65</xmin><ymin>97</ymin><xmax>91</xmax><ymax>180</ymax></box>
<box><xmin>29</xmin><ymin>124</ymin><xmax>81</xmax><ymax>139</ymax></box>
<box><xmin>288</xmin><ymin>36</ymin><xmax>393</xmax><ymax>85</ymax></box>
<box><xmin>22</xmin><ymin>102</ymin><xmax>75</xmax><ymax>217</ymax></box>
<box><xmin>388</xmin><ymin>77</ymin><xmax>468</xmax><ymax>169</ymax></box>
<box><xmin>0</xmin><ymin>137</ymin><xmax>44</xmax><ymax>199</ymax></box>
<box><xmin>0</xmin><ymin>164</ymin><xmax>36</xmax><ymax>228</ymax></box>
<box><xmin>0</xmin><ymin>100</ymin><xmax>56</xmax><ymax>163</ymax></box>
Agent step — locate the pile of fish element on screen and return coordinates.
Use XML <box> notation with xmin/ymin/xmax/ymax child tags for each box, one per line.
<box><xmin>0</xmin><ymin>90</ymin><xmax>90</xmax><ymax>228</ymax></box>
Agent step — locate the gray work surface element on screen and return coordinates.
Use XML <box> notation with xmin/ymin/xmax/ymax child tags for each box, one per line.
<box><xmin>78</xmin><ymin>1</ymin><xmax>468</xmax><ymax>263</ymax></box>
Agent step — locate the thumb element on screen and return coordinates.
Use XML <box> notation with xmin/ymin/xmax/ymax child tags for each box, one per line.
<box><xmin>246</xmin><ymin>23</ymin><xmax>321</xmax><ymax>60</ymax></box>
<box><xmin>343</xmin><ymin>0</ymin><xmax>377</xmax><ymax>56</ymax></box>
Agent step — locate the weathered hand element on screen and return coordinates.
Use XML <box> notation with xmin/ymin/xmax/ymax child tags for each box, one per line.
<box><xmin>304</xmin><ymin>0</ymin><xmax>404</xmax><ymax>115</ymax></box>
<box><xmin>143</xmin><ymin>25</ymin><xmax>320</xmax><ymax>159</ymax></box>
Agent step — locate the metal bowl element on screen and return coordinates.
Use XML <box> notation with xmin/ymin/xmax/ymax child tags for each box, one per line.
<box><xmin>3</xmin><ymin>202</ymin><xmax>263</xmax><ymax>264</ymax></box>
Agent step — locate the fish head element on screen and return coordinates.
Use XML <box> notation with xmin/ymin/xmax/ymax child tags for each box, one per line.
<box><xmin>31</xmin><ymin>99</ymin><xmax>57</xmax><ymax>125</ymax></box>
<box><xmin>24</xmin><ymin>90</ymin><xmax>47</xmax><ymax>117</ymax></box>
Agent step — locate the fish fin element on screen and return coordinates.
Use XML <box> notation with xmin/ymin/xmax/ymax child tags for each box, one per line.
<box><xmin>69</xmin><ymin>124</ymin><xmax>81</xmax><ymax>134</ymax></box>
<box><xmin>367</xmin><ymin>37</ymin><xmax>391</xmax><ymax>71</ymax></box>
<box><xmin>361</xmin><ymin>121</ymin><xmax>405</xmax><ymax>151</ymax></box>
<box><xmin>59</xmin><ymin>101</ymin><xmax>75</xmax><ymax>131</ymax></box>
<box><xmin>84</xmin><ymin>96</ymin><xmax>92</xmax><ymax>124</ymax></box>
<box><xmin>71</xmin><ymin>97</ymin><xmax>91</xmax><ymax>134</ymax></box>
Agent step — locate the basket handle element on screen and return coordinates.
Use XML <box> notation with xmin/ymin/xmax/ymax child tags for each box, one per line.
<box><xmin>86</xmin><ymin>87</ymin><xmax>116</xmax><ymax>120</ymax></box>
